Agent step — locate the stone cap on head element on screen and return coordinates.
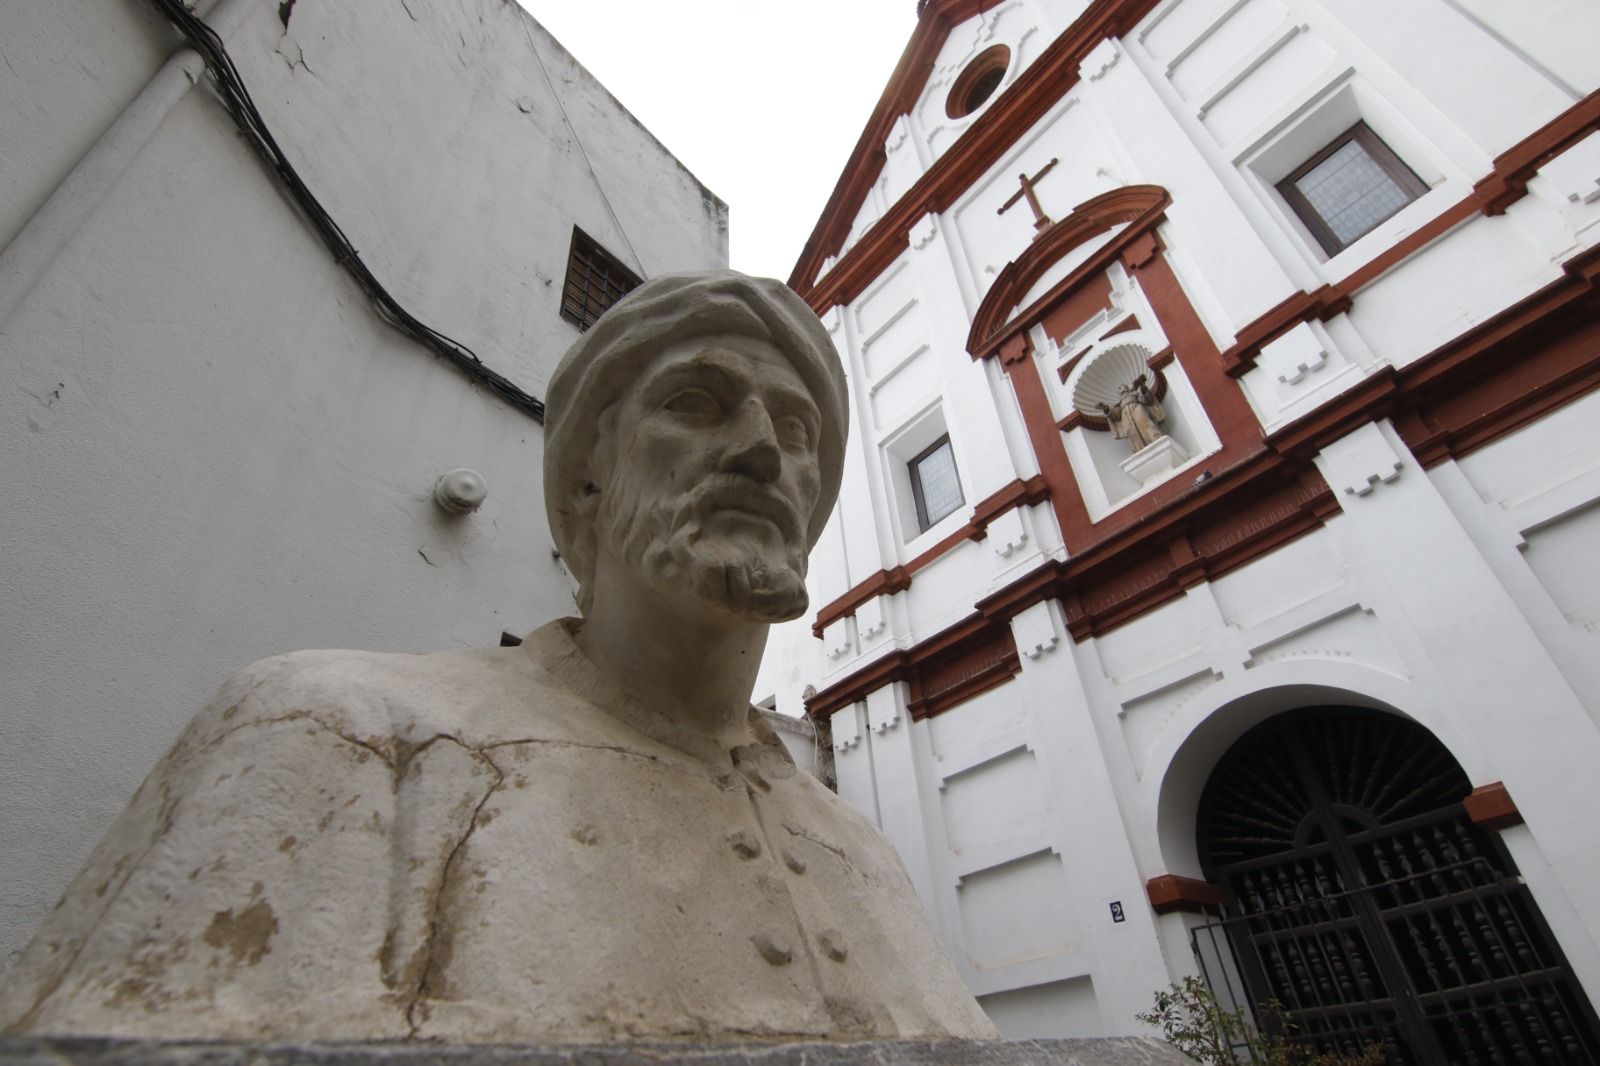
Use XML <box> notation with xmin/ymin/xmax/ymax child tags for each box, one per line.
<box><xmin>543</xmin><ymin>269</ymin><xmax>849</xmax><ymax>608</ymax></box>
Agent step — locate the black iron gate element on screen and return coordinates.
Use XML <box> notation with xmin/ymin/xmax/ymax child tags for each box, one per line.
<box><xmin>1193</xmin><ymin>707</ymin><xmax>1600</xmax><ymax>1064</ymax></box>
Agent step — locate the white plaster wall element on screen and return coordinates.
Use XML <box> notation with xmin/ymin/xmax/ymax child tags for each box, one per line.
<box><xmin>0</xmin><ymin>0</ymin><xmax>726</xmax><ymax>974</ymax></box>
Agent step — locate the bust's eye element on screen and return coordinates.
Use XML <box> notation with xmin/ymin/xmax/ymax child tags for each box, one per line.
<box><xmin>775</xmin><ymin>415</ymin><xmax>811</xmax><ymax>449</ymax></box>
<box><xmin>662</xmin><ymin>388</ymin><xmax>721</xmax><ymax>418</ymax></box>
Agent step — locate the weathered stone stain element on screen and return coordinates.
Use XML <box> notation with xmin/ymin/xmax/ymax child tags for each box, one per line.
<box><xmin>201</xmin><ymin>900</ymin><xmax>278</xmax><ymax>966</ymax></box>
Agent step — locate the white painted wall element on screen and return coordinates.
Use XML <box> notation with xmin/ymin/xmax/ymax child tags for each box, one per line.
<box><xmin>0</xmin><ymin>0</ymin><xmax>726</xmax><ymax>974</ymax></box>
<box><xmin>763</xmin><ymin>0</ymin><xmax>1600</xmax><ymax>1040</ymax></box>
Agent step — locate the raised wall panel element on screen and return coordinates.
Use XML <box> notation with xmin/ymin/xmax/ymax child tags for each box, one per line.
<box><xmin>1210</xmin><ymin>530</ymin><xmax>1344</xmax><ymax>630</ymax></box>
<box><xmin>864</xmin><ymin>314</ymin><xmax>928</xmax><ymax>382</ymax></box>
<box><xmin>978</xmin><ymin>976</ymin><xmax>1103</xmax><ymax>1039</ymax></box>
<box><xmin>869</xmin><ymin>346</ymin><xmax>939</xmax><ymax>429</ymax></box>
<box><xmin>1119</xmin><ymin>668</ymin><xmax>1223</xmax><ymax>779</ymax></box>
<box><xmin>855</xmin><ymin>262</ymin><xmax>918</xmax><ymax>340</ymax></box>
<box><xmin>1522</xmin><ymin>502</ymin><xmax>1600</xmax><ymax>636</ymax></box>
<box><xmin>1095</xmin><ymin>595</ymin><xmax>1202</xmax><ymax>685</ymax></box>
<box><xmin>927</xmin><ymin>684</ymin><xmax>1028</xmax><ymax>761</ymax></box>
<box><xmin>1168</xmin><ymin>0</ymin><xmax>1288</xmax><ymax>99</ymax></box>
<box><xmin>1139</xmin><ymin>0</ymin><xmax>1241</xmax><ymax>66</ymax></box>
<box><xmin>1242</xmin><ymin>602</ymin><xmax>1404</xmax><ymax>675</ymax></box>
<box><xmin>940</xmin><ymin>746</ymin><xmax>1048</xmax><ymax>854</ymax></box>
<box><xmin>1199</xmin><ymin>29</ymin><xmax>1337</xmax><ymax>146</ymax></box>
<box><xmin>957</xmin><ymin>850</ymin><xmax>1079</xmax><ymax>969</ymax></box>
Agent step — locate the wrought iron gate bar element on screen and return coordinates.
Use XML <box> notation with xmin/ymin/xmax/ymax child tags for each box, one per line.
<box><xmin>1193</xmin><ymin>707</ymin><xmax>1600</xmax><ymax>1065</ymax></box>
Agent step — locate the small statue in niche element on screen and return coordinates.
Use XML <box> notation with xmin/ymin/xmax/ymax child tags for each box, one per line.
<box><xmin>1099</xmin><ymin>373</ymin><xmax>1167</xmax><ymax>452</ymax></box>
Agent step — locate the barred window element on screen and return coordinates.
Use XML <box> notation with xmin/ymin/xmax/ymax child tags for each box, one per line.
<box><xmin>1277</xmin><ymin>122</ymin><xmax>1427</xmax><ymax>256</ymax></box>
<box><xmin>559</xmin><ymin>228</ymin><xmax>641</xmax><ymax>331</ymax></box>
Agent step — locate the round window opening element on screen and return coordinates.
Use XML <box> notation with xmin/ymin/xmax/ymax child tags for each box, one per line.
<box><xmin>946</xmin><ymin>45</ymin><xmax>1010</xmax><ymax>120</ymax></box>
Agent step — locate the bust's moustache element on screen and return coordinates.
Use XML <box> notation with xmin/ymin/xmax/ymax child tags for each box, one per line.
<box><xmin>691</xmin><ymin>475</ymin><xmax>805</xmax><ymax>543</ymax></box>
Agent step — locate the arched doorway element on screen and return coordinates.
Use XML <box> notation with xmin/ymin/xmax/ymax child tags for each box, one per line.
<box><xmin>1195</xmin><ymin>707</ymin><xmax>1600</xmax><ymax>1064</ymax></box>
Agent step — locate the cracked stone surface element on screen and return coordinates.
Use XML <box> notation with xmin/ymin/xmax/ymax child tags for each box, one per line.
<box><xmin>0</xmin><ymin>1037</ymin><xmax>1196</xmax><ymax>1064</ymax></box>
<box><xmin>0</xmin><ymin>622</ymin><xmax>995</xmax><ymax>1044</ymax></box>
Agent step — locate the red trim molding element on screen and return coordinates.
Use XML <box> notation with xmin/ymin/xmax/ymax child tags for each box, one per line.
<box><xmin>1265</xmin><ymin>242</ymin><xmax>1600</xmax><ymax>468</ymax></box>
<box><xmin>812</xmin><ymin>567</ymin><xmax>912</xmax><ymax>639</ymax></box>
<box><xmin>1146</xmin><ymin>874</ymin><xmax>1226</xmax><ymax>915</ymax></box>
<box><xmin>968</xmin><ymin>185</ymin><xmax>1172</xmax><ymax>358</ymax></box>
<box><xmin>1464</xmin><ymin>782</ymin><xmax>1523</xmax><ymax>831</ymax></box>
<box><xmin>790</xmin><ymin>0</ymin><xmax>1164</xmax><ymax>309</ymax></box>
<box><xmin>909</xmin><ymin>621</ymin><xmax>1022</xmax><ymax>719</ymax></box>
<box><xmin>807</xmin><ymin>614</ymin><xmax>1021</xmax><ymax>720</ymax></box>
<box><xmin>975</xmin><ymin>450</ymin><xmax>1334</xmax><ymax>640</ymax></box>
<box><xmin>810</xmin><ymin>475</ymin><xmax>1049</xmax><ymax>637</ymax></box>
<box><xmin>1474</xmin><ymin>89</ymin><xmax>1600</xmax><ymax>215</ymax></box>
<box><xmin>1394</xmin><ymin>246</ymin><xmax>1600</xmax><ymax>466</ymax></box>
<box><xmin>1222</xmin><ymin>90</ymin><xmax>1600</xmax><ymax>377</ymax></box>
<box><xmin>805</xmin><ymin>242</ymin><xmax>1600</xmax><ymax>721</ymax></box>
<box><xmin>1218</xmin><ymin>285</ymin><xmax>1352</xmax><ymax>377</ymax></box>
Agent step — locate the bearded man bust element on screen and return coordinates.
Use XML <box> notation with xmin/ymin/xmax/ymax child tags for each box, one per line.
<box><xmin>0</xmin><ymin>271</ymin><xmax>999</xmax><ymax>1044</ymax></box>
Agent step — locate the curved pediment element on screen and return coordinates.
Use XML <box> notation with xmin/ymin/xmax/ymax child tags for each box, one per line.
<box><xmin>967</xmin><ymin>184</ymin><xmax>1170</xmax><ymax>358</ymax></box>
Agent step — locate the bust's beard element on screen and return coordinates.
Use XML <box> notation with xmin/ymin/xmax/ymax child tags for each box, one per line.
<box><xmin>597</xmin><ymin>481</ymin><xmax>810</xmax><ymax>623</ymax></box>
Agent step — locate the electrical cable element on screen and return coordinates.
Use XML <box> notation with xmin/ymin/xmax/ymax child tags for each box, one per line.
<box><xmin>147</xmin><ymin>0</ymin><xmax>546</xmax><ymax>423</ymax></box>
<box><xmin>516</xmin><ymin>14</ymin><xmax>647</xmax><ymax>279</ymax></box>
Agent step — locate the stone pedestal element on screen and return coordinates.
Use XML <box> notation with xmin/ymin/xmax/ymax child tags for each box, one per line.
<box><xmin>0</xmin><ymin>1037</ymin><xmax>1196</xmax><ymax>1065</ymax></box>
<box><xmin>1119</xmin><ymin>435</ymin><xmax>1188</xmax><ymax>486</ymax></box>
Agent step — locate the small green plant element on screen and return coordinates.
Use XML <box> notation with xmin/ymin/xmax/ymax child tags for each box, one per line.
<box><xmin>1137</xmin><ymin>976</ymin><xmax>1386</xmax><ymax>1065</ymax></box>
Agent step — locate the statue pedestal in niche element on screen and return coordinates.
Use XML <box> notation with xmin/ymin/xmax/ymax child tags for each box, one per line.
<box><xmin>0</xmin><ymin>272</ymin><xmax>994</xmax><ymax>1044</ymax></box>
<box><xmin>1120</xmin><ymin>434</ymin><xmax>1189</xmax><ymax>486</ymax></box>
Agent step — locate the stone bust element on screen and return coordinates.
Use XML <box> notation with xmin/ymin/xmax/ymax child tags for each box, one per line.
<box><xmin>0</xmin><ymin>271</ymin><xmax>998</xmax><ymax>1044</ymax></box>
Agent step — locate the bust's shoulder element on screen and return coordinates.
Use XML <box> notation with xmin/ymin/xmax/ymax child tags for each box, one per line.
<box><xmin>183</xmin><ymin>633</ymin><xmax>579</xmax><ymax>756</ymax></box>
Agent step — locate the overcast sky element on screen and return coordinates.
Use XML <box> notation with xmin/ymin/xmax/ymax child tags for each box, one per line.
<box><xmin>517</xmin><ymin>1</ymin><xmax>917</xmax><ymax>281</ymax></box>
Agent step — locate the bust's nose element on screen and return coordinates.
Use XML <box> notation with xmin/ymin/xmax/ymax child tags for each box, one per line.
<box><xmin>723</xmin><ymin>399</ymin><xmax>782</xmax><ymax>482</ymax></box>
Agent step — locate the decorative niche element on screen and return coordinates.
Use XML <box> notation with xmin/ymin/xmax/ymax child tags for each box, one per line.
<box><xmin>1053</xmin><ymin>330</ymin><xmax>1220</xmax><ymax>519</ymax></box>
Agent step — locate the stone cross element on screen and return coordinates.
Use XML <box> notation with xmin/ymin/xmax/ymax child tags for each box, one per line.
<box><xmin>998</xmin><ymin>157</ymin><xmax>1060</xmax><ymax>235</ymax></box>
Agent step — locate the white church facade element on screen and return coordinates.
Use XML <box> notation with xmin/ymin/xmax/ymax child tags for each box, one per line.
<box><xmin>756</xmin><ymin>0</ymin><xmax>1600</xmax><ymax>1058</ymax></box>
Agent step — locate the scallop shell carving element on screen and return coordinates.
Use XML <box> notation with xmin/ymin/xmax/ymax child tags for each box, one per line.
<box><xmin>1070</xmin><ymin>343</ymin><xmax>1165</xmax><ymax>421</ymax></box>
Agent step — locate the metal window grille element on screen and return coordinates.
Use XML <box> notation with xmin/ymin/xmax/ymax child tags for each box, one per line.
<box><xmin>560</xmin><ymin>227</ymin><xmax>641</xmax><ymax>332</ymax></box>
<box><xmin>1277</xmin><ymin>123</ymin><xmax>1427</xmax><ymax>256</ymax></box>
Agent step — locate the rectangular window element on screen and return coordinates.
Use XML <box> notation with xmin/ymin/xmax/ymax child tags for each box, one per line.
<box><xmin>560</xmin><ymin>227</ymin><xmax>641</xmax><ymax>331</ymax></box>
<box><xmin>1277</xmin><ymin>122</ymin><xmax>1427</xmax><ymax>256</ymax></box>
<box><xmin>909</xmin><ymin>435</ymin><xmax>964</xmax><ymax>532</ymax></box>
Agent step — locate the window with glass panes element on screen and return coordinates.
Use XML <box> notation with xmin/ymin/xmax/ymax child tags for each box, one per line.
<box><xmin>909</xmin><ymin>435</ymin><xmax>964</xmax><ymax>532</ymax></box>
<box><xmin>1277</xmin><ymin>122</ymin><xmax>1427</xmax><ymax>256</ymax></box>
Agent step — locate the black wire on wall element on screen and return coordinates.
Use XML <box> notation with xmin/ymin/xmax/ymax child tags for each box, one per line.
<box><xmin>149</xmin><ymin>0</ymin><xmax>547</xmax><ymax>423</ymax></box>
